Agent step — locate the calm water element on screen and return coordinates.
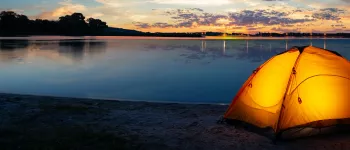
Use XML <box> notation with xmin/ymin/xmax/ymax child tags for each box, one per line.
<box><xmin>0</xmin><ymin>37</ymin><xmax>349</xmax><ymax>104</ymax></box>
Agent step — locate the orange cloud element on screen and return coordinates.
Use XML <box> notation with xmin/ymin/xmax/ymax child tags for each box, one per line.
<box><xmin>37</xmin><ymin>1</ymin><xmax>86</xmax><ymax>20</ymax></box>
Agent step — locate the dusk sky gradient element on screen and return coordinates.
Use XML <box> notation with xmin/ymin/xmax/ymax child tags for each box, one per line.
<box><xmin>1</xmin><ymin>0</ymin><xmax>350</xmax><ymax>33</ymax></box>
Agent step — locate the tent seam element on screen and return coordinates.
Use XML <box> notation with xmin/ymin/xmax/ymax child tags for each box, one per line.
<box><xmin>275</xmin><ymin>46</ymin><xmax>305</xmax><ymax>134</ymax></box>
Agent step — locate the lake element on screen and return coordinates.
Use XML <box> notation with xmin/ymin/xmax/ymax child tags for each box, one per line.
<box><xmin>0</xmin><ymin>36</ymin><xmax>349</xmax><ymax>104</ymax></box>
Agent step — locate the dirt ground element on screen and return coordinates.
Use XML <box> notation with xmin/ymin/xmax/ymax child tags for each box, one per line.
<box><xmin>1</xmin><ymin>93</ymin><xmax>350</xmax><ymax>150</ymax></box>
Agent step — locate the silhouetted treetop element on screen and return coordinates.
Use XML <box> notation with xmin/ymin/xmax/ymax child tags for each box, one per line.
<box><xmin>87</xmin><ymin>18</ymin><xmax>107</xmax><ymax>28</ymax></box>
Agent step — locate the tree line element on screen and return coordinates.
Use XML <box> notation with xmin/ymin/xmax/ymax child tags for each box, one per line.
<box><xmin>0</xmin><ymin>11</ymin><xmax>108</xmax><ymax>36</ymax></box>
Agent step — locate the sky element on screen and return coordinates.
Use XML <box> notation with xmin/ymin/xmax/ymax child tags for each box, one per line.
<box><xmin>1</xmin><ymin>0</ymin><xmax>350</xmax><ymax>33</ymax></box>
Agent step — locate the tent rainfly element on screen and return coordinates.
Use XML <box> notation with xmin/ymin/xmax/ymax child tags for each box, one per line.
<box><xmin>223</xmin><ymin>46</ymin><xmax>350</xmax><ymax>137</ymax></box>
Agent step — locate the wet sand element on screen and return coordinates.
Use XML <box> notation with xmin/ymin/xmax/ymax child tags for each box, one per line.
<box><xmin>0</xmin><ymin>93</ymin><xmax>350</xmax><ymax>150</ymax></box>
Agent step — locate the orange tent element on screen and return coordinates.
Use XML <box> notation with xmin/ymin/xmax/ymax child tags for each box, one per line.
<box><xmin>223</xmin><ymin>46</ymin><xmax>350</xmax><ymax>136</ymax></box>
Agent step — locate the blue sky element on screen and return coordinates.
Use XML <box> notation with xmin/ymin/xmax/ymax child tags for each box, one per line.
<box><xmin>1</xmin><ymin>0</ymin><xmax>350</xmax><ymax>33</ymax></box>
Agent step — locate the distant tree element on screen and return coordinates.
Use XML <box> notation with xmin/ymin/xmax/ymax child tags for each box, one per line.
<box><xmin>87</xmin><ymin>18</ymin><xmax>108</xmax><ymax>34</ymax></box>
<box><xmin>30</xmin><ymin>19</ymin><xmax>58</xmax><ymax>35</ymax></box>
<box><xmin>0</xmin><ymin>11</ymin><xmax>31</xmax><ymax>35</ymax></box>
<box><xmin>16</xmin><ymin>14</ymin><xmax>30</xmax><ymax>33</ymax></box>
<box><xmin>58</xmin><ymin>13</ymin><xmax>89</xmax><ymax>35</ymax></box>
<box><xmin>0</xmin><ymin>11</ymin><xmax>18</xmax><ymax>34</ymax></box>
<box><xmin>0</xmin><ymin>11</ymin><xmax>111</xmax><ymax>36</ymax></box>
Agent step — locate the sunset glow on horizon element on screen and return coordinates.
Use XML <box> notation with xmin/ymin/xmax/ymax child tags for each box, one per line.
<box><xmin>1</xmin><ymin>0</ymin><xmax>350</xmax><ymax>33</ymax></box>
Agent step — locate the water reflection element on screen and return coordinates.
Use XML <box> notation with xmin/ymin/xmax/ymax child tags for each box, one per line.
<box><xmin>87</xmin><ymin>41</ymin><xmax>107</xmax><ymax>55</ymax></box>
<box><xmin>0</xmin><ymin>40</ymin><xmax>29</xmax><ymax>50</ymax></box>
<box><xmin>237</xmin><ymin>41</ymin><xmax>284</xmax><ymax>62</ymax></box>
<box><xmin>0</xmin><ymin>38</ymin><xmax>348</xmax><ymax>103</ymax></box>
<box><xmin>201</xmin><ymin>40</ymin><xmax>206</xmax><ymax>52</ymax></box>
<box><xmin>223</xmin><ymin>40</ymin><xmax>226</xmax><ymax>55</ymax></box>
<box><xmin>246</xmin><ymin>40</ymin><xmax>249</xmax><ymax>53</ymax></box>
<box><xmin>0</xmin><ymin>40</ymin><xmax>29</xmax><ymax>63</ymax></box>
<box><xmin>2</xmin><ymin>39</ymin><xmax>334</xmax><ymax>65</ymax></box>
<box><xmin>59</xmin><ymin>41</ymin><xmax>86</xmax><ymax>61</ymax></box>
<box><xmin>0</xmin><ymin>40</ymin><xmax>107</xmax><ymax>63</ymax></box>
<box><xmin>143</xmin><ymin>39</ymin><xmax>288</xmax><ymax>63</ymax></box>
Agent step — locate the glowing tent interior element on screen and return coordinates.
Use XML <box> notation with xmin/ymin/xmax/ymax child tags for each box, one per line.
<box><xmin>223</xmin><ymin>46</ymin><xmax>350</xmax><ymax>137</ymax></box>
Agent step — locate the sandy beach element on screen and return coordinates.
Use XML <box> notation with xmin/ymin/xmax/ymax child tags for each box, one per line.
<box><xmin>1</xmin><ymin>93</ymin><xmax>350</xmax><ymax>150</ymax></box>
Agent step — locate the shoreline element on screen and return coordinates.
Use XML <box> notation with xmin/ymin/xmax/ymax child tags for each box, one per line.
<box><xmin>0</xmin><ymin>92</ymin><xmax>231</xmax><ymax>105</ymax></box>
<box><xmin>1</xmin><ymin>93</ymin><xmax>350</xmax><ymax>150</ymax></box>
<box><xmin>1</xmin><ymin>35</ymin><xmax>350</xmax><ymax>41</ymax></box>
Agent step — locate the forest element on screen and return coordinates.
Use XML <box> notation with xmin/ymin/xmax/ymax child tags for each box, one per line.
<box><xmin>0</xmin><ymin>11</ymin><xmax>108</xmax><ymax>36</ymax></box>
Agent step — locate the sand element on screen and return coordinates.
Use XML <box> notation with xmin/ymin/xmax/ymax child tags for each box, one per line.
<box><xmin>1</xmin><ymin>93</ymin><xmax>350</xmax><ymax>150</ymax></box>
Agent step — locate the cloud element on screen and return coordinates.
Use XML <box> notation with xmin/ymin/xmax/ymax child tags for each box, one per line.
<box><xmin>149</xmin><ymin>0</ymin><xmax>232</xmax><ymax>5</ymax></box>
<box><xmin>134</xmin><ymin>7</ymin><xmax>318</xmax><ymax>31</ymax></box>
<box><xmin>152</xmin><ymin>22</ymin><xmax>174</xmax><ymax>28</ymax></box>
<box><xmin>37</xmin><ymin>0</ymin><xmax>86</xmax><ymax>19</ymax></box>
<box><xmin>244</xmin><ymin>0</ymin><xmax>260</xmax><ymax>6</ymax></box>
<box><xmin>134</xmin><ymin>8</ymin><xmax>228</xmax><ymax>29</ymax></box>
<box><xmin>134</xmin><ymin>8</ymin><xmax>229</xmax><ymax>29</ymax></box>
<box><xmin>228</xmin><ymin>9</ymin><xmax>313</xmax><ymax>26</ymax></box>
<box><xmin>312</xmin><ymin>8</ymin><xmax>345</xmax><ymax>20</ymax></box>
<box><xmin>231</xmin><ymin>26</ymin><xmax>243</xmax><ymax>29</ymax></box>
<box><xmin>168</xmin><ymin>8</ymin><xmax>227</xmax><ymax>26</ymax></box>
<box><xmin>0</xmin><ymin>9</ymin><xmax>24</xmax><ymax>14</ymax></box>
<box><xmin>162</xmin><ymin>8</ymin><xmax>203</xmax><ymax>15</ymax></box>
<box><xmin>133</xmin><ymin>22</ymin><xmax>151</xmax><ymax>28</ymax></box>
<box><xmin>133</xmin><ymin>21</ymin><xmax>180</xmax><ymax>29</ymax></box>
<box><xmin>320</xmin><ymin>8</ymin><xmax>346</xmax><ymax>13</ymax></box>
<box><xmin>262</xmin><ymin>0</ymin><xmax>289</xmax><ymax>1</ymax></box>
<box><xmin>95</xmin><ymin>0</ymin><xmax>124</xmax><ymax>7</ymax></box>
<box><xmin>332</xmin><ymin>24</ymin><xmax>344</xmax><ymax>27</ymax></box>
<box><xmin>87</xmin><ymin>13</ymin><xmax>104</xmax><ymax>18</ymax></box>
<box><xmin>129</xmin><ymin>15</ymin><xmax>148</xmax><ymax>21</ymax></box>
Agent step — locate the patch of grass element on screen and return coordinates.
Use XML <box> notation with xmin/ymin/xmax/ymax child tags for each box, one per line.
<box><xmin>0</xmin><ymin>125</ymin><xmax>137</xmax><ymax>150</ymax></box>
